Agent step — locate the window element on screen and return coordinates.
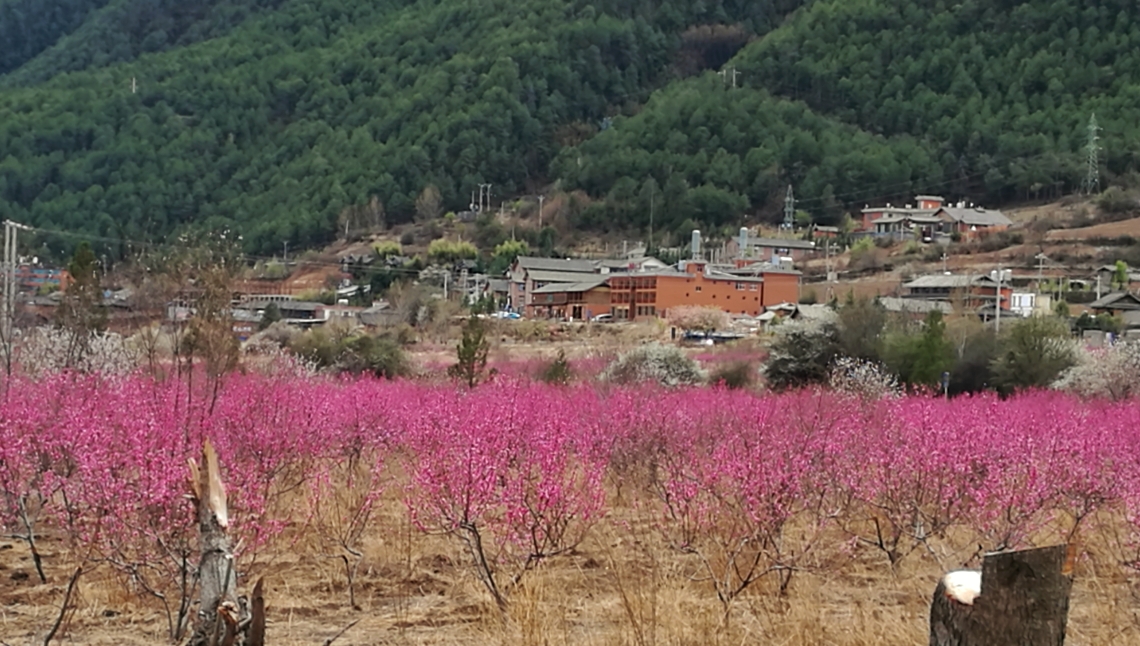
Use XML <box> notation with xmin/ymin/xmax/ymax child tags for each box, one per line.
<box><xmin>750</xmin><ymin>284</ymin><xmax>757</xmax><ymax>291</ymax></box>
<box><xmin>736</xmin><ymin>282</ymin><xmax>745</xmax><ymax>290</ymax></box>
<box><xmin>695</xmin><ymin>286</ymin><xmax>702</xmax><ymax>292</ymax></box>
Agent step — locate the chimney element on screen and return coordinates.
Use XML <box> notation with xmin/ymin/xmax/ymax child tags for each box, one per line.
<box><xmin>691</xmin><ymin>229</ymin><xmax>702</xmax><ymax>258</ymax></box>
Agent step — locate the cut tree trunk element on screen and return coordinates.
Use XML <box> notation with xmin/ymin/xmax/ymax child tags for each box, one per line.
<box><xmin>187</xmin><ymin>440</ymin><xmax>266</xmax><ymax>646</ymax></box>
<box><xmin>930</xmin><ymin>544</ymin><xmax>1075</xmax><ymax>646</ymax></box>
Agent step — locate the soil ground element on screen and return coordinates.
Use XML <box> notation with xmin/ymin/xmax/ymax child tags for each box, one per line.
<box><xmin>3</xmin><ymin>490</ymin><xmax>1139</xmax><ymax>645</ymax></box>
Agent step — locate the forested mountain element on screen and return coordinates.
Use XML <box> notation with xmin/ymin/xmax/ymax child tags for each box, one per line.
<box><xmin>0</xmin><ymin>0</ymin><xmax>795</xmax><ymax>257</ymax></box>
<box><xmin>1</xmin><ymin>0</ymin><xmax>286</xmax><ymax>86</ymax></box>
<box><xmin>559</xmin><ymin>0</ymin><xmax>1140</xmax><ymax>234</ymax></box>
<box><xmin>2</xmin><ymin>0</ymin><xmax>1140</xmax><ymax>257</ymax></box>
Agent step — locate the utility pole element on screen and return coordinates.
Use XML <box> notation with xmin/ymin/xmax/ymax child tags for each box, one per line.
<box><xmin>478</xmin><ymin>184</ymin><xmax>492</xmax><ymax>213</ymax></box>
<box><xmin>283</xmin><ymin>241</ymin><xmax>288</xmax><ymax>264</ymax></box>
<box><xmin>1</xmin><ymin>220</ymin><xmax>32</xmax><ymax>377</ymax></box>
<box><xmin>718</xmin><ymin>66</ymin><xmax>740</xmax><ymax>88</ymax></box>
<box><xmin>648</xmin><ymin>184</ymin><xmax>655</xmax><ymax>252</ymax></box>
<box><xmin>783</xmin><ymin>185</ymin><xmax>795</xmax><ymax>230</ymax></box>
<box><xmin>1082</xmin><ymin>113</ymin><xmax>1101</xmax><ymax>196</ymax></box>
<box><xmin>537</xmin><ymin>194</ymin><xmax>545</xmax><ymax>228</ymax></box>
<box><xmin>991</xmin><ymin>266</ymin><xmax>1011</xmax><ymax>334</ymax></box>
<box><xmin>131</xmin><ymin>77</ymin><xmax>137</xmax><ymax>94</ymax></box>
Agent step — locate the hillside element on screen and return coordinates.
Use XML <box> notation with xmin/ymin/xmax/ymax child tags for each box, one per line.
<box><xmin>560</xmin><ymin>0</ymin><xmax>1140</xmax><ymax>240</ymax></box>
<box><xmin>0</xmin><ymin>0</ymin><xmax>796</xmax><ymax>258</ymax></box>
<box><xmin>3</xmin><ymin>0</ymin><xmax>1140</xmax><ymax>258</ymax></box>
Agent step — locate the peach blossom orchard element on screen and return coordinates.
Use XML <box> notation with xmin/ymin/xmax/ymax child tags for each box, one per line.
<box><xmin>0</xmin><ymin>373</ymin><xmax>1136</xmax><ymax>620</ymax></box>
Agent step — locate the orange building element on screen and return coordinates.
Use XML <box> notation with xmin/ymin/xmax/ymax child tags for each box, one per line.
<box><xmin>607</xmin><ymin>262</ymin><xmax>801</xmax><ymax>321</ymax></box>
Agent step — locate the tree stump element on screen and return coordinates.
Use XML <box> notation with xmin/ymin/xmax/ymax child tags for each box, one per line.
<box><xmin>930</xmin><ymin>544</ymin><xmax>1076</xmax><ymax>646</ymax></box>
<box><xmin>187</xmin><ymin>440</ymin><xmax>266</xmax><ymax>646</ymax></box>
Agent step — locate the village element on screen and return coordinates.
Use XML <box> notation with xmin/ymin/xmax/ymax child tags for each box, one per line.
<box><xmin>9</xmin><ymin>194</ymin><xmax>1140</xmax><ymax>347</ymax></box>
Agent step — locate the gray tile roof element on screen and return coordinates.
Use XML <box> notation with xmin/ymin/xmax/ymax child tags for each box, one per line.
<box><xmin>531</xmin><ymin>279</ymin><xmax>607</xmax><ymax>294</ymax></box>
<box><xmin>936</xmin><ymin>206</ymin><xmax>1012</xmax><ymax>227</ymax></box>
<box><xmin>516</xmin><ymin>256</ymin><xmax>597</xmax><ymax>274</ymax></box>
<box><xmin>527</xmin><ymin>269</ymin><xmax>603</xmax><ymax>284</ymax></box>
<box><xmin>873</xmin><ymin>214</ymin><xmax>943</xmax><ymax>225</ymax></box>
<box><xmin>904</xmin><ymin>274</ymin><xmax>996</xmax><ymax>289</ymax></box>
<box><xmin>1090</xmin><ymin>291</ymin><xmax>1140</xmax><ymax>310</ymax></box>
<box><xmin>747</xmin><ymin>237</ymin><xmax>816</xmax><ymax>250</ymax></box>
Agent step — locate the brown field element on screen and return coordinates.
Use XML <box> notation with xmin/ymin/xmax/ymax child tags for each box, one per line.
<box><xmin>4</xmin><ymin>477</ymin><xmax>1140</xmax><ymax>646</ymax></box>
<box><xmin>1047</xmin><ymin>217</ymin><xmax>1140</xmax><ymax>242</ymax></box>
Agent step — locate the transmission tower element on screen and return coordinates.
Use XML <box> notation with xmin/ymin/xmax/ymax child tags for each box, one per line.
<box><xmin>783</xmin><ymin>185</ymin><xmax>795</xmax><ymax>229</ymax></box>
<box><xmin>1082</xmin><ymin>113</ymin><xmax>1101</xmax><ymax>195</ymax></box>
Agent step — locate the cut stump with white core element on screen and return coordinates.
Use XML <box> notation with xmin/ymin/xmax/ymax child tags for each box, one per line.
<box><xmin>929</xmin><ymin>544</ymin><xmax>1076</xmax><ymax>646</ymax></box>
<box><xmin>187</xmin><ymin>439</ymin><xmax>266</xmax><ymax>646</ymax></box>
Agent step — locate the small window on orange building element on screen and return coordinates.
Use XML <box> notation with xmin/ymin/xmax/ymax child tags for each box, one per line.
<box><xmin>695</xmin><ymin>286</ymin><xmax>702</xmax><ymax>292</ymax></box>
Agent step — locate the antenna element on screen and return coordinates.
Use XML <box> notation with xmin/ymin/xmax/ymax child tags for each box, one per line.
<box><xmin>1082</xmin><ymin>113</ymin><xmax>1101</xmax><ymax>195</ymax></box>
<box><xmin>783</xmin><ymin>185</ymin><xmax>795</xmax><ymax>229</ymax></box>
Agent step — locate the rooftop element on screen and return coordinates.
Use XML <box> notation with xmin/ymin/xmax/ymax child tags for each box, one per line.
<box><xmin>872</xmin><ymin>213</ymin><xmax>942</xmax><ymax>225</ymax></box>
<box><xmin>531</xmin><ymin>279</ymin><xmax>607</xmax><ymax>294</ymax></box>
<box><xmin>1090</xmin><ymin>291</ymin><xmax>1140</xmax><ymax>310</ymax></box>
<box><xmin>527</xmin><ymin>269</ymin><xmax>605</xmax><ymax>284</ymax></box>
<box><xmin>515</xmin><ymin>256</ymin><xmax>597</xmax><ymax>274</ymax></box>
<box><xmin>746</xmin><ymin>237</ymin><xmax>816</xmax><ymax>250</ymax></box>
<box><xmin>936</xmin><ymin>206</ymin><xmax>1012</xmax><ymax>227</ymax></box>
<box><xmin>904</xmin><ymin>274</ymin><xmax>997</xmax><ymax>289</ymax></box>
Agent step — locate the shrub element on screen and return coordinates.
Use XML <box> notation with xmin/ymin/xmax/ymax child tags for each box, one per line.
<box><xmin>373</xmin><ymin>240</ymin><xmax>402</xmax><ymax>258</ymax></box>
<box><xmin>1054</xmin><ymin>341</ymin><xmax>1140</xmax><ymax>401</ymax></box>
<box><xmin>427</xmin><ymin>239</ymin><xmax>478</xmax><ymax>265</ymax></box>
<box><xmin>762</xmin><ymin>319</ymin><xmax>839</xmax><ymax>391</ymax></box>
<box><xmin>399</xmin><ymin>231</ymin><xmax>415</xmax><ymax>246</ymax></box>
<box><xmin>1097</xmin><ymin>186</ymin><xmax>1138</xmax><ymax>215</ymax></box>
<box><xmin>828</xmin><ymin>356</ymin><xmax>899</xmax><ymax>400</ymax></box>
<box><xmin>990</xmin><ymin>316</ymin><xmax>1077</xmax><ymax>394</ymax></box>
<box><xmin>537</xmin><ymin>350</ymin><xmax>572</xmax><ymax>385</ymax></box>
<box><xmin>19</xmin><ymin>327</ymin><xmax>141</xmax><ymax>376</ymax></box>
<box><xmin>666</xmin><ymin>305</ymin><xmax>729</xmax><ymax>332</ymax></box>
<box><xmin>709</xmin><ymin>361</ymin><xmax>755</xmax><ymax>389</ymax></box>
<box><xmin>601</xmin><ymin>343</ymin><xmax>706</xmax><ymax>387</ymax></box>
<box><xmin>289</xmin><ymin>329</ymin><xmax>409</xmax><ymax>379</ymax></box>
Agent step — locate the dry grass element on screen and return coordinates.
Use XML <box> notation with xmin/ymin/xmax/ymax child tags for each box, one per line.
<box><xmin>4</xmin><ymin>478</ymin><xmax>1140</xmax><ymax>645</ymax></box>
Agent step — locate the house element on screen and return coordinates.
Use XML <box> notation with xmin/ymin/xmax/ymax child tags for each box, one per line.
<box><xmin>508</xmin><ymin>256</ymin><xmax>601</xmax><ymax>312</ymax></box>
<box><xmin>1089</xmin><ymin>292</ymin><xmax>1140</xmax><ymax>328</ymax></box>
<box><xmin>607</xmin><ymin>261</ymin><xmax>801</xmax><ymax>321</ymax></box>
<box><xmin>236</xmin><ymin>300</ymin><xmax>329</xmax><ymax>327</ymax></box>
<box><xmin>871</xmin><ymin>213</ymin><xmax>945</xmax><ymax>239</ymax></box>
<box><xmin>812</xmin><ymin>225</ymin><xmax>840</xmax><ymax>239</ymax></box>
<box><xmin>507</xmin><ymin>254</ymin><xmax>667</xmax><ymax>312</ymax></box>
<box><xmin>902</xmin><ymin>274</ymin><xmax>1012</xmax><ymax>311</ymax></box>
<box><xmin>526</xmin><ymin>279</ymin><xmax>611</xmax><ymax>320</ymax></box>
<box><xmin>1094</xmin><ymin>264</ymin><xmax>1140</xmax><ymax>292</ymax></box>
<box><xmin>726</xmin><ymin>234</ymin><xmax>816</xmax><ymax>263</ymax></box>
<box><xmin>857</xmin><ymin>195</ymin><xmax>946</xmax><ymax>232</ymax></box>
<box><xmin>16</xmin><ymin>265</ymin><xmax>70</xmax><ymax>293</ymax></box>
<box><xmin>933</xmin><ymin>203</ymin><xmax>1012</xmax><ymax>238</ymax></box>
<box><xmin>877</xmin><ymin>296</ymin><xmax>954</xmax><ymax>319</ymax></box>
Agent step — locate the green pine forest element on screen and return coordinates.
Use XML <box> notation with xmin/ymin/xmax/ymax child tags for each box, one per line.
<box><xmin>1</xmin><ymin>0</ymin><xmax>1139</xmax><ymax>258</ymax></box>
